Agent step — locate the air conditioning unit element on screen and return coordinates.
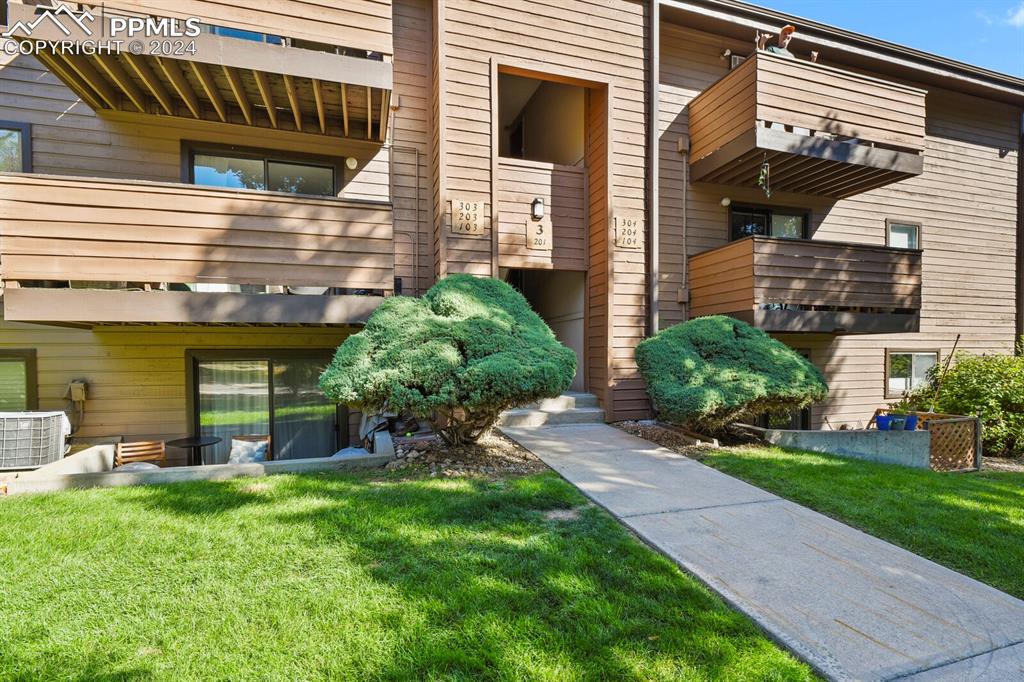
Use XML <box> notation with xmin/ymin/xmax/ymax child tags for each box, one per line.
<box><xmin>0</xmin><ymin>412</ymin><xmax>71</xmax><ymax>470</ymax></box>
<box><xmin>730</xmin><ymin>54</ymin><xmax>747</xmax><ymax>70</ymax></box>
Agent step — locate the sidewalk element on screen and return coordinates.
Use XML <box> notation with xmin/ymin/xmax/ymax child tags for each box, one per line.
<box><xmin>501</xmin><ymin>424</ymin><xmax>1024</xmax><ymax>682</ymax></box>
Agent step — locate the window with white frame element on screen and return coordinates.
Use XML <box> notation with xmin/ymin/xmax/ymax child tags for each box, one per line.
<box><xmin>886</xmin><ymin>350</ymin><xmax>937</xmax><ymax>396</ymax></box>
<box><xmin>887</xmin><ymin>221</ymin><xmax>920</xmax><ymax>249</ymax></box>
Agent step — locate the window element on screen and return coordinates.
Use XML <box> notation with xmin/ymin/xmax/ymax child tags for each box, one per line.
<box><xmin>188</xmin><ymin>146</ymin><xmax>338</xmax><ymax>197</ymax></box>
<box><xmin>886</xmin><ymin>350</ymin><xmax>938</xmax><ymax>397</ymax></box>
<box><xmin>0</xmin><ymin>350</ymin><xmax>38</xmax><ymax>411</ymax></box>
<box><xmin>887</xmin><ymin>220</ymin><xmax>921</xmax><ymax>249</ymax></box>
<box><xmin>0</xmin><ymin>121</ymin><xmax>31</xmax><ymax>173</ymax></box>
<box><xmin>730</xmin><ymin>205</ymin><xmax>808</xmax><ymax>241</ymax></box>
<box><xmin>205</xmin><ymin>24</ymin><xmax>284</xmax><ymax>44</ymax></box>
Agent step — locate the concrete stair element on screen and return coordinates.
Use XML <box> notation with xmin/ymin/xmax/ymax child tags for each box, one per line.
<box><xmin>497</xmin><ymin>392</ymin><xmax>605</xmax><ymax>428</ymax></box>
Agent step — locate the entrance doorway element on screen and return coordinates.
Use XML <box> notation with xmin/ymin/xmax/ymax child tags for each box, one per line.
<box><xmin>506</xmin><ymin>269</ymin><xmax>586</xmax><ymax>392</ymax></box>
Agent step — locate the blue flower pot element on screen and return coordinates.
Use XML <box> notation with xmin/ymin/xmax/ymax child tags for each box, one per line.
<box><xmin>876</xmin><ymin>415</ymin><xmax>892</xmax><ymax>431</ymax></box>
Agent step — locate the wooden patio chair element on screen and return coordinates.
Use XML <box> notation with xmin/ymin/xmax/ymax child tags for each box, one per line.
<box><xmin>231</xmin><ymin>434</ymin><xmax>272</xmax><ymax>461</ymax></box>
<box><xmin>114</xmin><ymin>440</ymin><xmax>167</xmax><ymax>467</ymax></box>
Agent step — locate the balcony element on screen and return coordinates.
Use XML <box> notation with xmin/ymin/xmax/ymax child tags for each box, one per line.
<box><xmin>0</xmin><ymin>173</ymin><xmax>393</xmax><ymax>325</ymax></box>
<box><xmin>687</xmin><ymin>52</ymin><xmax>926</xmax><ymax>199</ymax></box>
<box><xmin>5</xmin><ymin>1</ymin><xmax>392</xmax><ymax>140</ymax></box>
<box><xmin>687</xmin><ymin>236</ymin><xmax>922</xmax><ymax>334</ymax></box>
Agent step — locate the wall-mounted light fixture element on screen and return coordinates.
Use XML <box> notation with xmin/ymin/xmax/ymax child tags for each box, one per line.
<box><xmin>720</xmin><ymin>48</ymin><xmax>732</xmax><ymax>60</ymax></box>
<box><xmin>531</xmin><ymin>198</ymin><xmax>545</xmax><ymax>221</ymax></box>
<box><xmin>720</xmin><ymin>197</ymin><xmax>732</xmax><ymax>207</ymax></box>
<box><xmin>345</xmin><ymin>157</ymin><xmax>358</xmax><ymax>170</ymax></box>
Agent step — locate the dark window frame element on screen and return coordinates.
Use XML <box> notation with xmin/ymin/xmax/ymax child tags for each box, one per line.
<box><xmin>886</xmin><ymin>218</ymin><xmax>923</xmax><ymax>250</ymax></box>
<box><xmin>0</xmin><ymin>120</ymin><xmax>32</xmax><ymax>173</ymax></box>
<box><xmin>729</xmin><ymin>203</ymin><xmax>810</xmax><ymax>241</ymax></box>
<box><xmin>184</xmin><ymin>348</ymin><xmax>348</xmax><ymax>458</ymax></box>
<box><xmin>181</xmin><ymin>141</ymin><xmax>342</xmax><ymax>197</ymax></box>
<box><xmin>0</xmin><ymin>349</ymin><xmax>39</xmax><ymax>410</ymax></box>
<box><xmin>884</xmin><ymin>348</ymin><xmax>940</xmax><ymax>399</ymax></box>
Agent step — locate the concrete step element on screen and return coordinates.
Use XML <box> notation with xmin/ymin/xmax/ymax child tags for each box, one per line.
<box><xmin>497</xmin><ymin>393</ymin><xmax>605</xmax><ymax>428</ymax></box>
<box><xmin>526</xmin><ymin>392</ymin><xmax>599</xmax><ymax>411</ymax></box>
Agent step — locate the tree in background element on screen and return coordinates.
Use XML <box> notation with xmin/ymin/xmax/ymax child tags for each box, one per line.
<box><xmin>636</xmin><ymin>316</ymin><xmax>828</xmax><ymax>432</ymax></box>
<box><xmin>319</xmin><ymin>274</ymin><xmax>576</xmax><ymax>445</ymax></box>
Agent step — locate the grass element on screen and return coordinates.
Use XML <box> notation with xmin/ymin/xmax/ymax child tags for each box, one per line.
<box><xmin>0</xmin><ymin>470</ymin><xmax>814</xmax><ymax>681</ymax></box>
<box><xmin>697</xmin><ymin>446</ymin><xmax>1024</xmax><ymax>599</ymax></box>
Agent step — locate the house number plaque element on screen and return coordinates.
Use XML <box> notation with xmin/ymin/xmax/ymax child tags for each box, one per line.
<box><xmin>449</xmin><ymin>199</ymin><xmax>487</xmax><ymax>236</ymax></box>
<box><xmin>614</xmin><ymin>215</ymin><xmax>643</xmax><ymax>249</ymax></box>
<box><xmin>526</xmin><ymin>217</ymin><xmax>552</xmax><ymax>251</ymax></box>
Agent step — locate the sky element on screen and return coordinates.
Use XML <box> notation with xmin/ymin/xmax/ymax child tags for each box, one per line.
<box><xmin>760</xmin><ymin>0</ymin><xmax>1024</xmax><ymax>77</ymax></box>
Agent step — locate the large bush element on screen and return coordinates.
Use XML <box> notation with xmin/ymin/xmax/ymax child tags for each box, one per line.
<box><xmin>892</xmin><ymin>343</ymin><xmax>1024</xmax><ymax>457</ymax></box>
<box><xmin>636</xmin><ymin>316</ymin><xmax>828</xmax><ymax>431</ymax></box>
<box><xmin>319</xmin><ymin>274</ymin><xmax>576</xmax><ymax>445</ymax></box>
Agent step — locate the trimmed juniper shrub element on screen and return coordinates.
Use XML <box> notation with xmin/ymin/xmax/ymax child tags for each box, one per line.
<box><xmin>319</xmin><ymin>274</ymin><xmax>576</xmax><ymax>445</ymax></box>
<box><xmin>636</xmin><ymin>315</ymin><xmax>828</xmax><ymax>431</ymax></box>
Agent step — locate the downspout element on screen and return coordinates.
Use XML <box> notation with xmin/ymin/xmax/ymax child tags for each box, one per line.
<box><xmin>646</xmin><ymin>0</ymin><xmax>661</xmax><ymax>336</ymax></box>
<box><xmin>1017</xmin><ymin>111</ymin><xmax>1024</xmax><ymax>350</ymax></box>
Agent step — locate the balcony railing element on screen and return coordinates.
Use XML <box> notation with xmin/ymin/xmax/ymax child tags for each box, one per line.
<box><xmin>687</xmin><ymin>236</ymin><xmax>922</xmax><ymax>334</ymax></box>
<box><xmin>0</xmin><ymin>173</ymin><xmax>393</xmax><ymax>324</ymax></box>
<box><xmin>5</xmin><ymin>1</ymin><xmax>393</xmax><ymax>140</ymax></box>
<box><xmin>688</xmin><ymin>52</ymin><xmax>927</xmax><ymax>199</ymax></box>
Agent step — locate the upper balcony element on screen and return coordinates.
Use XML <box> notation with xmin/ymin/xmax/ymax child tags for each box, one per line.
<box><xmin>687</xmin><ymin>52</ymin><xmax>927</xmax><ymax>199</ymax></box>
<box><xmin>687</xmin><ymin>236</ymin><xmax>922</xmax><ymax>335</ymax></box>
<box><xmin>0</xmin><ymin>173</ymin><xmax>393</xmax><ymax>325</ymax></box>
<box><xmin>4</xmin><ymin>1</ymin><xmax>393</xmax><ymax>141</ymax></box>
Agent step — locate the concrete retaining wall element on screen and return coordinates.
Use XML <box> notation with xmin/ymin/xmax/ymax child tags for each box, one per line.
<box><xmin>761</xmin><ymin>428</ymin><xmax>932</xmax><ymax>469</ymax></box>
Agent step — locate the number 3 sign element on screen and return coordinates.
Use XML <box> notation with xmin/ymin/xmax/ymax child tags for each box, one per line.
<box><xmin>526</xmin><ymin>217</ymin><xmax>552</xmax><ymax>251</ymax></box>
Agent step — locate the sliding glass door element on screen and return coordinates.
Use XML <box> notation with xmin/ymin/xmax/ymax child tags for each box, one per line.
<box><xmin>192</xmin><ymin>352</ymin><xmax>342</xmax><ymax>464</ymax></box>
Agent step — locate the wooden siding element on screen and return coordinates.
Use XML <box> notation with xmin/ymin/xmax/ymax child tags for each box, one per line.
<box><xmin>89</xmin><ymin>0</ymin><xmax>394</xmax><ymax>55</ymax></box>
<box><xmin>434</xmin><ymin>0</ymin><xmax>649</xmax><ymax>419</ymax></box>
<box><xmin>0</xmin><ymin>174</ymin><xmax>394</xmax><ymax>290</ymax></box>
<box><xmin>687</xmin><ymin>238</ymin><xmax>754</xmax><ymax>317</ymax></box>
<box><xmin>497</xmin><ymin>158</ymin><xmax>586</xmax><ymax>270</ymax></box>
<box><xmin>659</xmin><ymin>21</ymin><xmax>1020</xmax><ymax>429</ymax></box>
<box><xmin>0</xmin><ymin>318</ymin><xmax>352</xmax><ymax>464</ymax></box>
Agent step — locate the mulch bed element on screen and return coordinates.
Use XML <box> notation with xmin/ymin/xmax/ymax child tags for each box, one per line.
<box><xmin>982</xmin><ymin>457</ymin><xmax>1024</xmax><ymax>473</ymax></box>
<box><xmin>388</xmin><ymin>431</ymin><xmax>548</xmax><ymax>478</ymax></box>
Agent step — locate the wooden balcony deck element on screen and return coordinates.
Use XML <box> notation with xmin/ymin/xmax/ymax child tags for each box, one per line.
<box><xmin>688</xmin><ymin>52</ymin><xmax>927</xmax><ymax>199</ymax></box>
<box><xmin>687</xmin><ymin>236</ymin><xmax>922</xmax><ymax>334</ymax></box>
<box><xmin>0</xmin><ymin>173</ymin><xmax>393</xmax><ymax>325</ymax></box>
<box><xmin>5</xmin><ymin>1</ymin><xmax>392</xmax><ymax>140</ymax></box>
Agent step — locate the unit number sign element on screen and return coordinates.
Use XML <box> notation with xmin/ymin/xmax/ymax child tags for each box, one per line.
<box><xmin>449</xmin><ymin>199</ymin><xmax>487</xmax><ymax>236</ymax></box>
<box><xmin>526</xmin><ymin>217</ymin><xmax>552</xmax><ymax>251</ymax></box>
<box><xmin>614</xmin><ymin>215</ymin><xmax>643</xmax><ymax>249</ymax></box>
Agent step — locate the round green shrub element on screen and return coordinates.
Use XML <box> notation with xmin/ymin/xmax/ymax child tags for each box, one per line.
<box><xmin>635</xmin><ymin>316</ymin><xmax>828</xmax><ymax>431</ymax></box>
<box><xmin>892</xmin><ymin>343</ymin><xmax>1024</xmax><ymax>457</ymax></box>
<box><xmin>319</xmin><ymin>274</ymin><xmax>576</xmax><ymax>444</ymax></box>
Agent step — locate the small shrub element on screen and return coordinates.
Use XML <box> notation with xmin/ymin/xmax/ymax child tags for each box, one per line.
<box><xmin>319</xmin><ymin>274</ymin><xmax>576</xmax><ymax>445</ymax></box>
<box><xmin>892</xmin><ymin>343</ymin><xmax>1024</xmax><ymax>457</ymax></box>
<box><xmin>636</xmin><ymin>316</ymin><xmax>828</xmax><ymax>431</ymax></box>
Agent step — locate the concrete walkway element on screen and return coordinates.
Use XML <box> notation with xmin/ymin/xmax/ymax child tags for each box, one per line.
<box><xmin>501</xmin><ymin>424</ymin><xmax>1024</xmax><ymax>682</ymax></box>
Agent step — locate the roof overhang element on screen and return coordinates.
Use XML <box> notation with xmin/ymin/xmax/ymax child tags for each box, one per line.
<box><xmin>660</xmin><ymin>0</ymin><xmax>1024</xmax><ymax>106</ymax></box>
<box><xmin>5</xmin><ymin>2</ymin><xmax>392</xmax><ymax>140</ymax></box>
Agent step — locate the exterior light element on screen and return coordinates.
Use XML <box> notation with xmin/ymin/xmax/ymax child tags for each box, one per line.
<box><xmin>720</xmin><ymin>197</ymin><xmax>731</xmax><ymax>207</ymax></box>
<box><xmin>345</xmin><ymin>156</ymin><xmax>358</xmax><ymax>170</ymax></box>
<box><xmin>531</xmin><ymin>198</ymin><xmax>545</xmax><ymax>221</ymax></box>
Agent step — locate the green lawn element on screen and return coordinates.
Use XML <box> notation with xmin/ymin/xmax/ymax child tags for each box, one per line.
<box><xmin>697</xmin><ymin>447</ymin><xmax>1024</xmax><ymax>599</ymax></box>
<box><xmin>0</xmin><ymin>471</ymin><xmax>814</xmax><ymax>681</ymax></box>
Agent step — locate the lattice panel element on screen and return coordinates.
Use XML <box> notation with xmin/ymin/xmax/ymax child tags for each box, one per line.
<box><xmin>929</xmin><ymin>419</ymin><xmax>978</xmax><ymax>472</ymax></box>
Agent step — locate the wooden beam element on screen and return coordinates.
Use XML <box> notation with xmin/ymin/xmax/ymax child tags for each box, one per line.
<box><xmin>341</xmin><ymin>83</ymin><xmax>350</xmax><ymax>136</ymax></box>
<box><xmin>190</xmin><ymin>61</ymin><xmax>228</xmax><ymax>122</ymax></box>
<box><xmin>312</xmin><ymin>78</ymin><xmax>326</xmax><ymax>134</ymax></box>
<box><xmin>92</xmin><ymin>54</ymin><xmax>148</xmax><ymax>113</ymax></box>
<box><xmin>156</xmin><ymin>57</ymin><xmax>201</xmax><ymax>118</ymax></box>
<box><xmin>222</xmin><ymin>66</ymin><xmax>252</xmax><ymax>125</ymax></box>
<box><xmin>61</xmin><ymin>53</ymin><xmax>121</xmax><ymax>109</ymax></box>
<box><xmin>366</xmin><ymin>86</ymin><xmax>374</xmax><ymax>139</ymax></box>
<box><xmin>379</xmin><ymin>89</ymin><xmax>389</xmax><ymax>142</ymax></box>
<box><xmin>253</xmin><ymin>70</ymin><xmax>277</xmax><ymax>128</ymax></box>
<box><xmin>122</xmin><ymin>53</ymin><xmax>175</xmax><ymax>115</ymax></box>
<box><xmin>34</xmin><ymin>51</ymin><xmax>105</xmax><ymax>110</ymax></box>
<box><xmin>283</xmin><ymin>74</ymin><xmax>302</xmax><ymax>132</ymax></box>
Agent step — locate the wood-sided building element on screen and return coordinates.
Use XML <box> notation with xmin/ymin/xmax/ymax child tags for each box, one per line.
<box><xmin>0</xmin><ymin>0</ymin><xmax>1020</xmax><ymax>461</ymax></box>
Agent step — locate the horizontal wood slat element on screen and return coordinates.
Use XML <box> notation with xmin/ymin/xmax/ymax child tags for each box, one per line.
<box><xmin>0</xmin><ymin>173</ymin><xmax>394</xmax><ymax>289</ymax></box>
<box><xmin>497</xmin><ymin>158</ymin><xmax>587</xmax><ymax>271</ymax></box>
<box><xmin>688</xmin><ymin>236</ymin><xmax>923</xmax><ymax>327</ymax></box>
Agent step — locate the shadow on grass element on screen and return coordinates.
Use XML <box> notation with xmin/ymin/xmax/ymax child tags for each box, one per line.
<box><xmin>701</xmin><ymin>447</ymin><xmax>1024</xmax><ymax>598</ymax></box>
<box><xmin>96</xmin><ymin>470</ymin><xmax>811</xmax><ymax>680</ymax></box>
